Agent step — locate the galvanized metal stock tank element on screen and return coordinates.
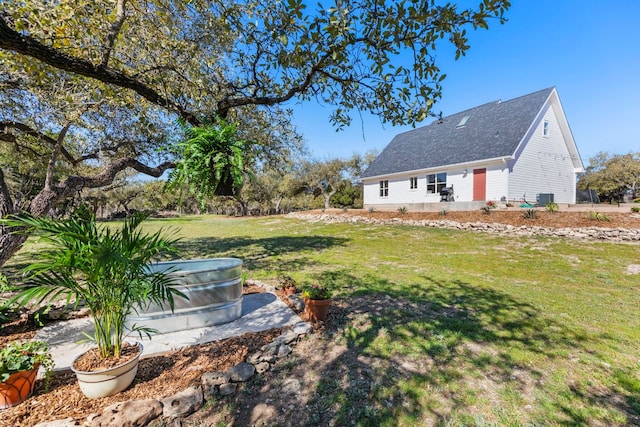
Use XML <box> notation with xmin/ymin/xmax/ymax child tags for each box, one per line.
<box><xmin>127</xmin><ymin>258</ymin><xmax>243</xmax><ymax>333</ymax></box>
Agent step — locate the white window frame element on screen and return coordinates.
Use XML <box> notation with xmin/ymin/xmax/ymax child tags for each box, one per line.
<box><xmin>426</xmin><ymin>173</ymin><xmax>447</xmax><ymax>194</ymax></box>
<box><xmin>409</xmin><ymin>176</ymin><xmax>418</xmax><ymax>190</ymax></box>
<box><xmin>379</xmin><ymin>180</ymin><xmax>389</xmax><ymax>198</ymax></box>
<box><xmin>543</xmin><ymin>120</ymin><xmax>549</xmax><ymax>137</ymax></box>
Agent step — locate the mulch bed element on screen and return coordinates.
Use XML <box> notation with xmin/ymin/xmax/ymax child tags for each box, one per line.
<box><xmin>1</xmin><ymin>284</ymin><xmax>286</xmax><ymax>427</ymax></box>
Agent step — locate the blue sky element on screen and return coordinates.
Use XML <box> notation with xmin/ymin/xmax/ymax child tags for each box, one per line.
<box><xmin>288</xmin><ymin>0</ymin><xmax>640</xmax><ymax>165</ymax></box>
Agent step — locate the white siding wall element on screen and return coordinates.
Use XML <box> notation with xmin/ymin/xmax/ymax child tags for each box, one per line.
<box><xmin>485</xmin><ymin>164</ymin><xmax>510</xmax><ymax>202</ymax></box>
<box><xmin>454</xmin><ymin>171</ymin><xmax>474</xmax><ymax>201</ymax></box>
<box><xmin>362</xmin><ymin>178</ymin><xmax>381</xmax><ymax>205</ymax></box>
<box><xmin>508</xmin><ymin>105</ymin><xmax>577</xmax><ymax>204</ymax></box>
<box><xmin>363</xmin><ymin>168</ymin><xmax>469</xmax><ymax>205</ymax></box>
<box><xmin>363</xmin><ymin>163</ymin><xmax>514</xmax><ymax>206</ymax></box>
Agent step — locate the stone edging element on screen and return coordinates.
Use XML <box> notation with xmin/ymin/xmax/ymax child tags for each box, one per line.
<box><xmin>34</xmin><ymin>282</ymin><xmax>310</xmax><ymax>427</ymax></box>
<box><xmin>286</xmin><ymin>212</ymin><xmax>640</xmax><ymax>243</ymax></box>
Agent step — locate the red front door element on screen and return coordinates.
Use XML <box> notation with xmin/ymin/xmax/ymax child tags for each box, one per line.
<box><xmin>473</xmin><ymin>168</ymin><xmax>486</xmax><ymax>201</ymax></box>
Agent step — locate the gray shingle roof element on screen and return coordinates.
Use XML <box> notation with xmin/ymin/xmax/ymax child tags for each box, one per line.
<box><xmin>361</xmin><ymin>87</ymin><xmax>555</xmax><ymax>178</ymax></box>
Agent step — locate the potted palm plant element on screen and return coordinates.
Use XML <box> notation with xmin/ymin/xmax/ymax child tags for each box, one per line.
<box><xmin>0</xmin><ymin>340</ymin><xmax>54</xmax><ymax>409</ymax></box>
<box><xmin>4</xmin><ymin>210</ymin><xmax>183</xmax><ymax>398</ymax></box>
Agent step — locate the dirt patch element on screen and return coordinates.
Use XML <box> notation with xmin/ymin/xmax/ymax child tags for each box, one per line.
<box><xmin>184</xmin><ymin>295</ymin><xmax>388</xmax><ymax>426</ymax></box>
<box><xmin>625</xmin><ymin>265</ymin><xmax>640</xmax><ymax>275</ymax></box>
<box><xmin>184</xmin><ymin>293</ymin><xmax>549</xmax><ymax>426</ymax></box>
<box><xmin>314</xmin><ymin>207</ymin><xmax>640</xmax><ymax>230</ymax></box>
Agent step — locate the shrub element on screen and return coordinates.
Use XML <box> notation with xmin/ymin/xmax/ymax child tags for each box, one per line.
<box><xmin>397</xmin><ymin>206</ymin><xmax>408</xmax><ymax>214</ymax></box>
<box><xmin>279</xmin><ymin>275</ymin><xmax>297</xmax><ymax>290</ymax></box>
<box><xmin>523</xmin><ymin>209</ymin><xmax>537</xmax><ymax>219</ymax></box>
<box><xmin>1</xmin><ymin>340</ymin><xmax>54</xmax><ymax>383</ymax></box>
<box><xmin>587</xmin><ymin>211</ymin><xmax>610</xmax><ymax>222</ymax></box>
<box><xmin>481</xmin><ymin>206</ymin><xmax>492</xmax><ymax>215</ymax></box>
<box><xmin>486</xmin><ymin>200</ymin><xmax>497</xmax><ymax>209</ymax></box>
<box><xmin>631</xmin><ymin>206</ymin><xmax>640</xmax><ymax>213</ymax></box>
<box><xmin>301</xmin><ymin>284</ymin><xmax>332</xmax><ymax>300</ymax></box>
<box><xmin>545</xmin><ymin>202</ymin><xmax>559</xmax><ymax>213</ymax></box>
<box><xmin>633</xmin><ymin>198</ymin><xmax>640</xmax><ymax>203</ymax></box>
<box><xmin>439</xmin><ymin>209</ymin><xmax>448</xmax><ymax>216</ymax></box>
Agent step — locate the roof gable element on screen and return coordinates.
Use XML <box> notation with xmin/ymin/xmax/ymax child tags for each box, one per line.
<box><xmin>361</xmin><ymin>87</ymin><xmax>556</xmax><ymax>179</ymax></box>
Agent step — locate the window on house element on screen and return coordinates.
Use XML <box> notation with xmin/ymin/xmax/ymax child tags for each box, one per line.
<box><xmin>456</xmin><ymin>115</ymin><xmax>470</xmax><ymax>128</ymax></box>
<box><xmin>543</xmin><ymin>120</ymin><xmax>549</xmax><ymax>136</ymax></box>
<box><xmin>409</xmin><ymin>176</ymin><xmax>418</xmax><ymax>190</ymax></box>
<box><xmin>426</xmin><ymin>173</ymin><xmax>447</xmax><ymax>194</ymax></box>
<box><xmin>379</xmin><ymin>180</ymin><xmax>389</xmax><ymax>197</ymax></box>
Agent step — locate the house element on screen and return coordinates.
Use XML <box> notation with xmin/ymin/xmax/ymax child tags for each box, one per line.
<box><xmin>360</xmin><ymin>87</ymin><xmax>584</xmax><ymax>211</ymax></box>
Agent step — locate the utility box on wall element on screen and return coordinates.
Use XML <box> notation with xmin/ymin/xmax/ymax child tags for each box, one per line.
<box><xmin>536</xmin><ymin>193</ymin><xmax>554</xmax><ymax>206</ymax></box>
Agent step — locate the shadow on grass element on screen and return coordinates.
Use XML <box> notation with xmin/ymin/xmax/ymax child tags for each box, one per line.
<box><xmin>176</xmin><ymin>235</ymin><xmax>349</xmax><ymax>273</ymax></box>
<box><xmin>295</xmin><ymin>270</ymin><xmax>633</xmax><ymax>426</ymax></box>
<box><xmin>3</xmin><ymin>235</ymin><xmax>349</xmax><ymax>286</ymax></box>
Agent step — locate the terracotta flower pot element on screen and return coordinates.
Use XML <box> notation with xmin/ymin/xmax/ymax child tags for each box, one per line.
<box><xmin>304</xmin><ymin>298</ymin><xmax>331</xmax><ymax>322</ymax></box>
<box><xmin>0</xmin><ymin>364</ymin><xmax>39</xmax><ymax>409</ymax></box>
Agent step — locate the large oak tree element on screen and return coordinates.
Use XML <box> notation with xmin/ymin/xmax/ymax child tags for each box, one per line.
<box><xmin>0</xmin><ymin>0</ymin><xmax>510</xmax><ymax>266</ymax></box>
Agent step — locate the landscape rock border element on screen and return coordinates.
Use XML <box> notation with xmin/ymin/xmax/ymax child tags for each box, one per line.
<box><xmin>287</xmin><ymin>212</ymin><xmax>640</xmax><ymax>242</ymax></box>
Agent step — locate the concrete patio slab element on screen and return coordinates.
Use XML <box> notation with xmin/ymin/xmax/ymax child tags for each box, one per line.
<box><xmin>36</xmin><ymin>292</ymin><xmax>302</xmax><ymax>371</ymax></box>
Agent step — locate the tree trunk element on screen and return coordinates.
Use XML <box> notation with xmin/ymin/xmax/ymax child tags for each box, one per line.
<box><xmin>239</xmin><ymin>199</ymin><xmax>249</xmax><ymax>216</ymax></box>
<box><xmin>0</xmin><ymin>187</ymin><xmax>62</xmax><ymax>268</ymax></box>
<box><xmin>0</xmin><ymin>232</ymin><xmax>28</xmax><ymax>268</ymax></box>
<box><xmin>322</xmin><ymin>188</ymin><xmax>337</xmax><ymax>209</ymax></box>
<box><xmin>0</xmin><ymin>168</ymin><xmax>27</xmax><ymax>267</ymax></box>
<box><xmin>274</xmin><ymin>197</ymin><xmax>283</xmax><ymax>215</ymax></box>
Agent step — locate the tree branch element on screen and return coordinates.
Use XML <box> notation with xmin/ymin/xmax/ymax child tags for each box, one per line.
<box><xmin>43</xmin><ymin>123</ymin><xmax>71</xmax><ymax>190</ymax></box>
<box><xmin>1</xmin><ymin>120</ymin><xmax>85</xmax><ymax>165</ymax></box>
<box><xmin>0</xmin><ymin>15</ymin><xmax>200</xmax><ymax>126</ymax></box>
<box><xmin>100</xmin><ymin>0</ymin><xmax>127</xmax><ymax>69</ymax></box>
<box><xmin>28</xmin><ymin>158</ymin><xmax>176</xmax><ymax>216</ymax></box>
<box><xmin>83</xmin><ymin>158</ymin><xmax>176</xmax><ymax>189</ymax></box>
<box><xmin>218</xmin><ymin>51</ymin><xmax>333</xmax><ymax>116</ymax></box>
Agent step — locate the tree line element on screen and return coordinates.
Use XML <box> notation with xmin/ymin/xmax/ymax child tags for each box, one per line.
<box><xmin>577</xmin><ymin>152</ymin><xmax>640</xmax><ymax>203</ymax></box>
<box><xmin>79</xmin><ymin>152</ymin><xmax>377</xmax><ymax>219</ymax></box>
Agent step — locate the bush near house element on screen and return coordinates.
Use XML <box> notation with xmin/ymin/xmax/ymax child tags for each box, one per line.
<box><xmin>545</xmin><ymin>202</ymin><xmax>559</xmax><ymax>213</ymax></box>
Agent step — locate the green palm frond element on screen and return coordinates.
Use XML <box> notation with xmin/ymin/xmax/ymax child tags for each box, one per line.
<box><xmin>2</xmin><ymin>211</ymin><xmax>181</xmax><ymax>358</ymax></box>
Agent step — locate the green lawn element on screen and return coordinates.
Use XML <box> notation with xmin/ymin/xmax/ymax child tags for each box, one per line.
<box><xmin>6</xmin><ymin>215</ymin><xmax>640</xmax><ymax>425</ymax></box>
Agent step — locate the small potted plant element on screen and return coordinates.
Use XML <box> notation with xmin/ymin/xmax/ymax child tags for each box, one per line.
<box><xmin>4</xmin><ymin>210</ymin><xmax>183</xmax><ymax>399</ymax></box>
<box><xmin>280</xmin><ymin>275</ymin><xmax>298</xmax><ymax>295</ymax></box>
<box><xmin>0</xmin><ymin>340</ymin><xmax>54</xmax><ymax>409</ymax></box>
<box><xmin>301</xmin><ymin>284</ymin><xmax>332</xmax><ymax>322</ymax></box>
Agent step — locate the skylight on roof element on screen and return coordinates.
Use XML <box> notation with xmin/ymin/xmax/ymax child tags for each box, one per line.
<box><xmin>456</xmin><ymin>115</ymin><xmax>470</xmax><ymax>127</ymax></box>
